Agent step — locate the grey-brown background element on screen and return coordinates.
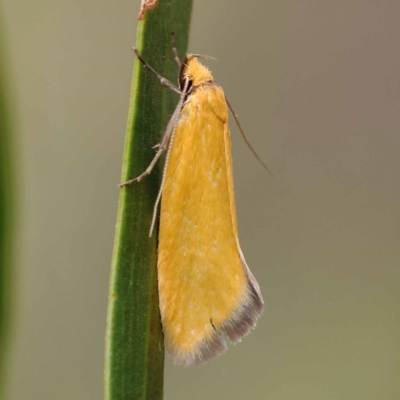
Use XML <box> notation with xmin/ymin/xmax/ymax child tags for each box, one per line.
<box><xmin>2</xmin><ymin>0</ymin><xmax>400</xmax><ymax>399</ymax></box>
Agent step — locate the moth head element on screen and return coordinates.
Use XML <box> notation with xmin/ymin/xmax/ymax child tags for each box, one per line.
<box><xmin>179</xmin><ymin>54</ymin><xmax>216</xmax><ymax>91</ymax></box>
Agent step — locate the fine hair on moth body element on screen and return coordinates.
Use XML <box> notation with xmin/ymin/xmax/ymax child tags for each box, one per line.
<box><xmin>120</xmin><ymin>35</ymin><xmax>265</xmax><ymax>367</ymax></box>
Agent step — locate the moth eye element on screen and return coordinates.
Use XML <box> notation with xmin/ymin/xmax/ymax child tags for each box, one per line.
<box><xmin>186</xmin><ymin>78</ymin><xmax>193</xmax><ymax>92</ymax></box>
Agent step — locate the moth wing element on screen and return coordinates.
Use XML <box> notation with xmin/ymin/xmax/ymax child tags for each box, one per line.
<box><xmin>158</xmin><ymin>85</ymin><xmax>263</xmax><ymax>366</ymax></box>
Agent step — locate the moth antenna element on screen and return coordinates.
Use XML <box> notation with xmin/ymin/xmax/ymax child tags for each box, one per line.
<box><xmin>225</xmin><ymin>97</ymin><xmax>274</xmax><ymax>178</ymax></box>
<box><xmin>170</xmin><ymin>32</ymin><xmax>182</xmax><ymax>68</ymax></box>
<box><xmin>191</xmin><ymin>54</ymin><xmax>218</xmax><ymax>62</ymax></box>
<box><xmin>149</xmin><ymin>77</ymin><xmax>190</xmax><ymax>237</ymax></box>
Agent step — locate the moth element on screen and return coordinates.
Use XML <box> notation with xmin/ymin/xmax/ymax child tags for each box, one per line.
<box><xmin>120</xmin><ymin>45</ymin><xmax>264</xmax><ymax>366</ymax></box>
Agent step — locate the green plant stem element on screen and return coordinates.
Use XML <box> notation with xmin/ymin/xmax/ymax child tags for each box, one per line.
<box><xmin>105</xmin><ymin>2</ymin><xmax>192</xmax><ymax>399</ymax></box>
<box><xmin>0</xmin><ymin>9</ymin><xmax>14</xmax><ymax>400</ymax></box>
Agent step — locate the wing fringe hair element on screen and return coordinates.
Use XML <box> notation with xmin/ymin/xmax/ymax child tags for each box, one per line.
<box><xmin>171</xmin><ymin>252</ymin><xmax>264</xmax><ymax>367</ymax></box>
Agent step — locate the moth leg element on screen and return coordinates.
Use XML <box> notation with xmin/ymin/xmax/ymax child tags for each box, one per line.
<box><xmin>170</xmin><ymin>32</ymin><xmax>182</xmax><ymax>68</ymax></box>
<box><xmin>119</xmin><ymin>89</ymin><xmax>184</xmax><ymax>188</ymax></box>
<box><xmin>133</xmin><ymin>48</ymin><xmax>181</xmax><ymax>95</ymax></box>
<box><xmin>119</xmin><ymin>146</ymin><xmax>166</xmax><ymax>187</ymax></box>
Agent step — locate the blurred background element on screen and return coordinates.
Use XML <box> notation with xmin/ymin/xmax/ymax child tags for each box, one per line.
<box><xmin>2</xmin><ymin>0</ymin><xmax>400</xmax><ymax>399</ymax></box>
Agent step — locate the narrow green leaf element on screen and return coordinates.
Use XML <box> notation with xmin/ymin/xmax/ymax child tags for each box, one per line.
<box><xmin>105</xmin><ymin>2</ymin><xmax>193</xmax><ymax>399</ymax></box>
<box><xmin>0</xmin><ymin>9</ymin><xmax>14</xmax><ymax>400</ymax></box>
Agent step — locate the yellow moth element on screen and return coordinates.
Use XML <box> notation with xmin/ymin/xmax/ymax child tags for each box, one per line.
<box><xmin>120</xmin><ymin>46</ymin><xmax>264</xmax><ymax>366</ymax></box>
